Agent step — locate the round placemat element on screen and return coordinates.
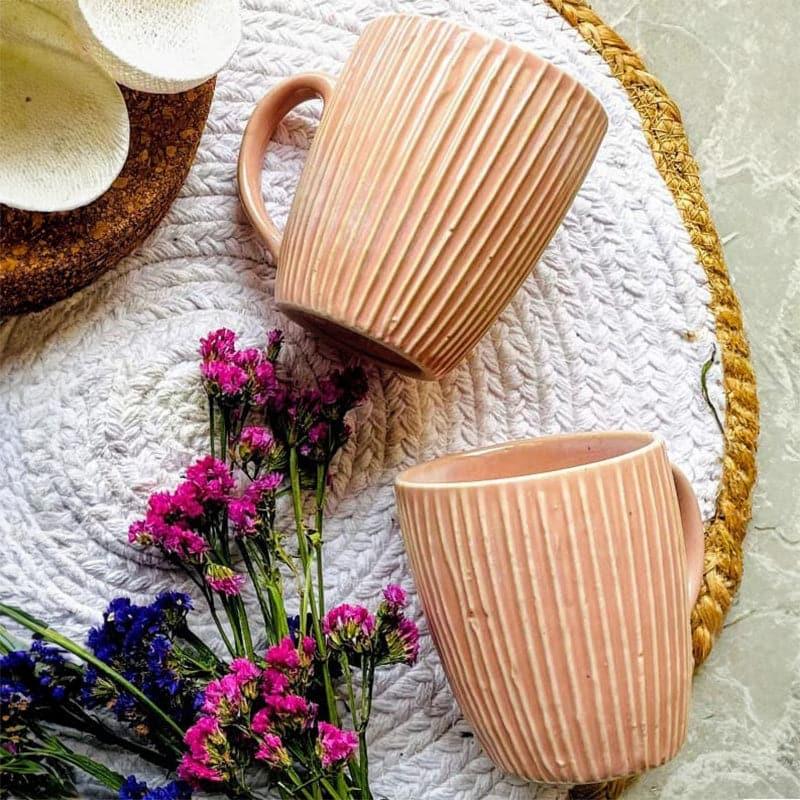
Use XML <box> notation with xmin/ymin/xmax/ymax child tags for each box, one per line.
<box><xmin>0</xmin><ymin>81</ymin><xmax>215</xmax><ymax>316</ymax></box>
<box><xmin>0</xmin><ymin>2</ymin><xmax>758</xmax><ymax>799</ymax></box>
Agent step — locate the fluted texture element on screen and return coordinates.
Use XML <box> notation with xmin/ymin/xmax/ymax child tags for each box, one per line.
<box><xmin>396</xmin><ymin>442</ymin><xmax>694</xmax><ymax>784</ymax></box>
<box><xmin>278</xmin><ymin>14</ymin><xmax>607</xmax><ymax>379</ymax></box>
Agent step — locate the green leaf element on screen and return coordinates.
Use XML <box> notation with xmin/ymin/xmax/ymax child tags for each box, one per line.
<box><xmin>41</xmin><ymin>736</ymin><xmax>124</xmax><ymax>791</ymax></box>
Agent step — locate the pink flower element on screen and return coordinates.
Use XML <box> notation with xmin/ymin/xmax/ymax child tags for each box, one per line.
<box><xmin>255</xmin><ymin>733</ymin><xmax>290</xmax><ymax>769</ymax></box>
<box><xmin>129</xmin><ymin>484</ymin><xmax>211</xmax><ymax>561</ymax></box>
<box><xmin>253</xmin><ymin>472</ymin><xmax>283</xmax><ymax>492</ymax></box>
<box><xmin>162</xmin><ymin>527</ymin><xmax>209</xmax><ymax>560</ymax></box>
<box><xmin>265</xmin><ymin>637</ymin><xmax>300</xmax><ymax>671</ymax></box>
<box><xmin>177</xmin><ymin>755</ymin><xmax>223</xmax><ymax>786</ymax></box>
<box><xmin>382</xmin><ymin>584</ymin><xmax>408</xmax><ymax>612</ymax></box>
<box><xmin>228</xmin><ymin>472</ymin><xmax>283</xmax><ymax>536</ymax></box>
<box><xmin>230</xmin><ymin>658</ymin><xmax>261</xmax><ymax>683</ymax></box>
<box><xmin>185</xmin><ymin>456</ymin><xmax>235</xmax><ymax>503</ymax></box>
<box><xmin>201</xmin><ymin>360</ymin><xmax>249</xmax><ymax>398</ymax></box>
<box><xmin>202</xmin><ymin>659</ymin><xmax>260</xmax><ymax>719</ymax></box>
<box><xmin>384</xmin><ymin>616</ymin><xmax>420</xmax><ymax>666</ymax></box>
<box><xmin>318</xmin><ymin>377</ymin><xmax>340</xmax><ymax>405</ymax></box>
<box><xmin>233</xmin><ymin>347</ymin><xmax>263</xmax><ymax>370</ymax></box>
<box><xmin>171</xmin><ymin>481</ymin><xmax>204</xmax><ymax>518</ymax></box>
<box><xmin>316</xmin><ymin>722</ymin><xmax>358</xmax><ymax>769</ymax></box>
<box><xmin>250</xmin><ymin>707</ymin><xmax>272</xmax><ymax>735</ymax></box>
<box><xmin>323</xmin><ymin>604</ymin><xmax>375</xmax><ymax>653</ymax></box>
<box><xmin>253</xmin><ymin>360</ymin><xmax>279</xmax><ymax>405</ymax></box>
<box><xmin>227</xmin><ymin>494</ymin><xmax>257</xmax><ymax>534</ymax></box>
<box><xmin>184</xmin><ymin>716</ymin><xmax>220</xmax><ymax>761</ymax></box>
<box><xmin>205</xmin><ymin>564</ymin><xmax>246</xmax><ymax>596</ymax></box>
<box><xmin>238</xmin><ymin>426</ymin><xmax>275</xmax><ymax>457</ymax></box>
<box><xmin>199</xmin><ymin>328</ymin><xmax>237</xmax><ymax>361</ymax></box>
<box><xmin>262</xmin><ymin>693</ymin><xmax>316</xmax><ymax>733</ymax></box>
<box><xmin>179</xmin><ymin>715</ymin><xmax>234</xmax><ymax>785</ymax></box>
<box><xmin>260</xmin><ymin>668</ymin><xmax>290</xmax><ymax>697</ymax></box>
<box><xmin>127</xmin><ymin>519</ymin><xmax>152</xmax><ymax>546</ymax></box>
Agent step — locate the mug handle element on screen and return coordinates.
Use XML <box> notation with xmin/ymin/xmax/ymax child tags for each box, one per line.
<box><xmin>238</xmin><ymin>72</ymin><xmax>336</xmax><ymax>261</ymax></box>
<box><xmin>671</xmin><ymin>463</ymin><xmax>705</xmax><ymax>609</ymax></box>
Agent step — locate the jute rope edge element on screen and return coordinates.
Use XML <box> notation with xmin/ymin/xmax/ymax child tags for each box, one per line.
<box><xmin>545</xmin><ymin>2</ymin><xmax>760</xmax><ymax>797</ymax></box>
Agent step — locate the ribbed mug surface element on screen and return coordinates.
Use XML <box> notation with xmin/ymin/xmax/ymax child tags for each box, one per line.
<box><xmin>395</xmin><ymin>432</ymin><xmax>705</xmax><ymax>783</ymax></box>
<box><xmin>274</xmin><ymin>14</ymin><xmax>607</xmax><ymax>379</ymax></box>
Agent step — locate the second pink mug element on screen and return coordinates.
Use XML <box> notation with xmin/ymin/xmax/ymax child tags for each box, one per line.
<box><xmin>395</xmin><ymin>431</ymin><xmax>705</xmax><ymax>783</ymax></box>
<box><xmin>239</xmin><ymin>14</ymin><xmax>607</xmax><ymax>380</ymax></box>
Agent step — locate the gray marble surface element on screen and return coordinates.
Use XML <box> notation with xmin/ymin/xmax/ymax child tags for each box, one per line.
<box><xmin>591</xmin><ymin>2</ymin><xmax>800</xmax><ymax>798</ymax></box>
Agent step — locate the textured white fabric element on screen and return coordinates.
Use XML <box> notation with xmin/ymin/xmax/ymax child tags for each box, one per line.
<box><xmin>0</xmin><ymin>1</ymin><xmax>726</xmax><ymax>797</ymax></box>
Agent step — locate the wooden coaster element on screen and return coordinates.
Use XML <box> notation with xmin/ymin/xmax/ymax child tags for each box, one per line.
<box><xmin>0</xmin><ymin>79</ymin><xmax>215</xmax><ymax>316</ymax></box>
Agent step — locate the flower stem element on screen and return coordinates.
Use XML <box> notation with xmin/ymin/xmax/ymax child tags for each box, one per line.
<box><xmin>339</xmin><ymin>654</ymin><xmax>359</xmax><ymax>729</ymax></box>
<box><xmin>289</xmin><ymin>447</ymin><xmax>339</xmax><ymax>726</ymax></box>
<box><xmin>314</xmin><ymin>463</ymin><xmax>328</xmax><ymax>626</ymax></box>
<box><xmin>0</xmin><ymin>603</ymin><xmax>185</xmax><ymax>740</ymax></box>
<box><xmin>57</xmin><ymin>706</ymin><xmax>174</xmax><ymax>769</ymax></box>
<box><xmin>288</xmin><ymin>446</ymin><xmax>311</xmax><ymax>635</ymax></box>
<box><xmin>200</xmin><ymin>582</ymin><xmax>237</xmax><ymax>657</ymax></box>
<box><xmin>209</xmin><ymin>396</ymin><xmax>216</xmax><ymax>459</ymax></box>
<box><xmin>356</xmin><ymin>656</ymin><xmax>376</xmax><ymax>799</ymax></box>
<box><xmin>237</xmin><ymin>539</ymin><xmax>273</xmax><ymax>633</ymax></box>
<box><xmin>177</xmin><ymin>624</ymin><xmax>225</xmax><ymax>672</ymax></box>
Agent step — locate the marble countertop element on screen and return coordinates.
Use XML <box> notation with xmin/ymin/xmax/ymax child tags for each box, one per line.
<box><xmin>593</xmin><ymin>2</ymin><xmax>799</xmax><ymax>798</ymax></box>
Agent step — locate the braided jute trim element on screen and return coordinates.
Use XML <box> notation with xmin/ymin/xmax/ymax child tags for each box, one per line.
<box><xmin>546</xmin><ymin>1</ymin><xmax>760</xmax><ymax>797</ymax></box>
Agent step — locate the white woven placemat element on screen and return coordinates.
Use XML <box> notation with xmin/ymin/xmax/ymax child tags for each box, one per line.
<box><xmin>0</xmin><ymin>1</ymin><xmax>726</xmax><ymax>797</ymax></box>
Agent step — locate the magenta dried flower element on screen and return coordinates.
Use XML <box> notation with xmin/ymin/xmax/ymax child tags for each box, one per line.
<box><xmin>266</xmin><ymin>328</ymin><xmax>283</xmax><ymax>357</ymax></box>
<box><xmin>381</xmin><ymin>584</ymin><xmax>408</xmax><ymax>613</ymax></box>
<box><xmin>233</xmin><ymin>347</ymin><xmax>262</xmax><ymax>370</ymax></box>
<box><xmin>323</xmin><ymin>604</ymin><xmax>375</xmax><ymax>653</ymax></box>
<box><xmin>199</xmin><ymin>329</ymin><xmax>237</xmax><ymax>362</ymax></box>
<box><xmin>264</xmin><ymin>637</ymin><xmax>300</xmax><ymax>672</ymax></box>
<box><xmin>205</xmin><ymin>564</ymin><xmax>245</xmax><ymax>597</ymax></box>
<box><xmin>185</xmin><ymin>456</ymin><xmax>235</xmax><ymax>504</ymax></box>
<box><xmin>383</xmin><ymin>617</ymin><xmax>420</xmax><ymax>666</ymax></box>
<box><xmin>264</xmin><ymin>635</ymin><xmax>315</xmax><ymax>688</ymax></box>
<box><xmin>254</xmin><ymin>732</ymin><xmax>290</xmax><ymax>769</ymax></box>
<box><xmin>229</xmin><ymin>472</ymin><xmax>283</xmax><ymax>536</ymax></box>
<box><xmin>127</xmin><ymin>489</ymin><xmax>209</xmax><ymax>561</ymax></box>
<box><xmin>259</xmin><ymin>668</ymin><xmax>290</xmax><ymax>698</ymax></box>
<box><xmin>238</xmin><ymin>426</ymin><xmax>274</xmax><ymax>456</ymax></box>
<box><xmin>253</xmin><ymin>360</ymin><xmax>280</xmax><ymax>406</ymax></box>
<box><xmin>170</xmin><ymin>481</ymin><xmax>204</xmax><ymax>519</ymax></box>
<box><xmin>227</xmin><ymin>494</ymin><xmax>257</xmax><ymax>534</ymax></box>
<box><xmin>255</xmin><ymin>693</ymin><xmax>316</xmax><ymax>734</ymax></box>
<box><xmin>201</xmin><ymin>360</ymin><xmax>249</xmax><ymax>399</ymax></box>
<box><xmin>316</xmin><ymin>721</ymin><xmax>358</xmax><ymax>770</ymax></box>
<box><xmin>178</xmin><ymin>715</ymin><xmax>233</xmax><ymax>787</ymax></box>
<box><xmin>201</xmin><ymin>659</ymin><xmax>260</xmax><ymax>720</ymax></box>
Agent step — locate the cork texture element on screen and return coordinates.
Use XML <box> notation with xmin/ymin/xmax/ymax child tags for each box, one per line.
<box><xmin>0</xmin><ymin>79</ymin><xmax>215</xmax><ymax>315</ymax></box>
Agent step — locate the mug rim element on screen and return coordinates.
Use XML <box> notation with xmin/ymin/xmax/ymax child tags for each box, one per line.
<box><xmin>395</xmin><ymin>430</ymin><xmax>662</xmax><ymax>489</ymax></box>
<box><xmin>366</xmin><ymin>13</ymin><xmax>605</xmax><ymax>111</ymax></box>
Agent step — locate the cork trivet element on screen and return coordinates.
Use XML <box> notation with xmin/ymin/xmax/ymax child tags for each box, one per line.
<box><xmin>0</xmin><ymin>80</ymin><xmax>215</xmax><ymax>316</ymax></box>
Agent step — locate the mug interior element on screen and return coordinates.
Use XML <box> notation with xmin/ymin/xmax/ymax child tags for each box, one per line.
<box><xmin>397</xmin><ymin>431</ymin><xmax>656</xmax><ymax>485</ymax></box>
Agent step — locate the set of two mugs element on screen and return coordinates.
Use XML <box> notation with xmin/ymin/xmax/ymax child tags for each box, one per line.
<box><xmin>239</xmin><ymin>14</ymin><xmax>705</xmax><ymax>784</ymax></box>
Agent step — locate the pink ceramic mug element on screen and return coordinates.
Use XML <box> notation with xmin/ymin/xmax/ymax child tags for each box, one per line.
<box><xmin>395</xmin><ymin>431</ymin><xmax>705</xmax><ymax>784</ymax></box>
<box><xmin>239</xmin><ymin>14</ymin><xmax>607</xmax><ymax>380</ymax></box>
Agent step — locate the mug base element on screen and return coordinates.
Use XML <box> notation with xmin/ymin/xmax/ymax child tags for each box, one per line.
<box><xmin>277</xmin><ymin>301</ymin><xmax>437</xmax><ymax>381</ymax></box>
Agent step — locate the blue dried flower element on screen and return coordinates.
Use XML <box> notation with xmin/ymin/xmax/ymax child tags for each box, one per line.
<box><xmin>119</xmin><ymin>775</ymin><xmax>191</xmax><ymax>800</ymax></box>
<box><xmin>82</xmin><ymin>594</ymin><xmax>200</xmax><ymax>730</ymax></box>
